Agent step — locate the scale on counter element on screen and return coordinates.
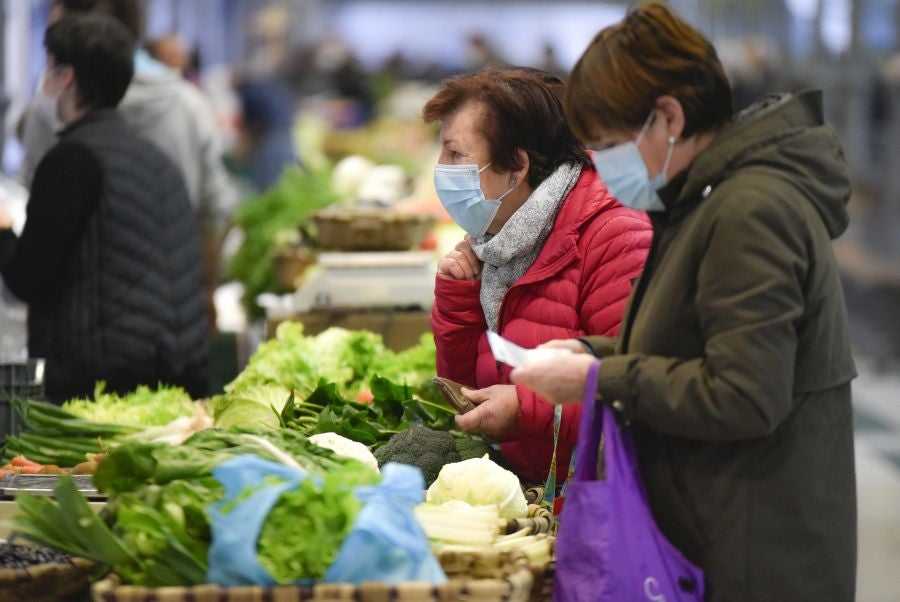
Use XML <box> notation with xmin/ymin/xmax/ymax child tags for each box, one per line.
<box><xmin>290</xmin><ymin>251</ymin><xmax>436</xmax><ymax>312</ymax></box>
<box><xmin>0</xmin><ymin>474</ymin><xmax>103</xmax><ymax>500</ymax></box>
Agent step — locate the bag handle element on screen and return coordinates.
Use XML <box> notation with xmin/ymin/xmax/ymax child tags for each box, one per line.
<box><xmin>574</xmin><ymin>359</ymin><xmax>604</xmax><ymax>481</ymax></box>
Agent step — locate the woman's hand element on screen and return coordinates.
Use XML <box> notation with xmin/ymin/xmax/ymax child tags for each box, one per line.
<box><xmin>538</xmin><ymin>339</ymin><xmax>589</xmax><ymax>353</ymax></box>
<box><xmin>511</xmin><ymin>354</ymin><xmax>598</xmax><ymax>405</ymax></box>
<box><xmin>454</xmin><ymin>384</ymin><xmax>519</xmax><ymax>438</ymax></box>
<box><xmin>437</xmin><ymin>237</ymin><xmax>483</xmax><ymax>280</ymax></box>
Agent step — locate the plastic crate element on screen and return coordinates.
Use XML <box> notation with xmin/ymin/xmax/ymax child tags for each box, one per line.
<box><xmin>0</xmin><ymin>359</ymin><xmax>46</xmax><ymax>443</ymax></box>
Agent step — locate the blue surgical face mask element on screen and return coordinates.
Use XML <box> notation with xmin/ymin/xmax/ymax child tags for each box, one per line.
<box><xmin>433</xmin><ymin>162</ymin><xmax>516</xmax><ymax>237</ymax></box>
<box><xmin>591</xmin><ymin>112</ymin><xmax>676</xmax><ymax>212</ymax></box>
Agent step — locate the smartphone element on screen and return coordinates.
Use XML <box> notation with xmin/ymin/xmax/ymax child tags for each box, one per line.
<box><xmin>432</xmin><ymin>377</ymin><xmax>477</xmax><ymax>414</ymax></box>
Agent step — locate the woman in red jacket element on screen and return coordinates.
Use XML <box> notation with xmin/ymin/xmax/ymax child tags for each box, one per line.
<box><xmin>426</xmin><ymin>68</ymin><xmax>652</xmax><ymax>487</ymax></box>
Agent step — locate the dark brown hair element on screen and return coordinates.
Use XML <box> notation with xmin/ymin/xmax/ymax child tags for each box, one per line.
<box><xmin>54</xmin><ymin>0</ymin><xmax>143</xmax><ymax>41</ymax></box>
<box><xmin>45</xmin><ymin>15</ymin><xmax>134</xmax><ymax>109</ymax></box>
<box><xmin>423</xmin><ymin>67</ymin><xmax>591</xmax><ymax>189</ymax></box>
<box><xmin>566</xmin><ymin>2</ymin><xmax>732</xmax><ymax>141</ymax></box>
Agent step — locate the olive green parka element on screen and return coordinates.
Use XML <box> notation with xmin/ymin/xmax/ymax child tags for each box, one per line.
<box><xmin>584</xmin><ymin>91</ymin><xmax>857</xmax><ymax>602</ymax></box>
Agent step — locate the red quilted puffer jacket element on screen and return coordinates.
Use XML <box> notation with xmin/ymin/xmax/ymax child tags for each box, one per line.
<box><xmin>432</xmin><ymin>167</ymin><xmax>652</xmax><ymax>484</ymax></box>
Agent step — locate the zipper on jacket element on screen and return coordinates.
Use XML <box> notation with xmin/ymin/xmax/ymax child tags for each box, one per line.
<box><xmin>620</xmin><ymin>215</ymin><xmax>665</xmax><ymax>353</ymax></box>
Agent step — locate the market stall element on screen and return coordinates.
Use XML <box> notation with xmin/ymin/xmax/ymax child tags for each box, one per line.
<box><xmin>0</xmin><ymin>325</ymin><xmax>556</xmax><ymax>601</ymax></box>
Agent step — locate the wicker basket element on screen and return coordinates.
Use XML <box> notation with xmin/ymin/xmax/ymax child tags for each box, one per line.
<box><xmin>0</xmin><ymin>556</ymin><xmax>95</xmax><ymax>602</ymax></box>
<box><xmin>311</xmin><ymin>208</ymin><xmax>435</xmax><ymax>251</ymax></box>
<box><xmin>91</xmin><ymin>549</ymin><xmax>534</xmax><ymax>602</ymax></box>
<box><xmin>271</xmin><ymin>246</ymin><xmax>315</xmax><ymax>291</ymax></box>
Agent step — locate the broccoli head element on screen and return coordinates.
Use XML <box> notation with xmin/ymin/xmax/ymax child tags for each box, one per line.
<box><xmin>454</xmin><ymin>434</ymin><xmax>492</xmax><ymax>461</ymax></box>
<box><xmin>373</xmin><ymin>426</ymin><xmax>460</xmax><ymax>486</ymax></box>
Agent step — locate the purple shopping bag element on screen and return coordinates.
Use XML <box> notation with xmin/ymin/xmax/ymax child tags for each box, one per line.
<box><xmin>553</xmin><ymin>361</ymin><xmax>704</xmax><ymax>602</ymax></box>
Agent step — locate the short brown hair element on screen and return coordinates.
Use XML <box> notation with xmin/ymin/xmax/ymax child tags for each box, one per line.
<box><xmin>566</xmin><ymin>2</ymin><xmax>732</xmax><ymax>141</ymax></box>
<box><xmin>423</xmin><ymin>68</ymin><xmax>591</xmax><ymax>189</ymax></box>
<box><xmin>54</xmin><ymin>0</ymin><xmax>143</xmax><ymax>41</ymax></box>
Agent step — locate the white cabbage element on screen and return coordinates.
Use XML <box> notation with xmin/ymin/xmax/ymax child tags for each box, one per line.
<box><xmin>426</xmin><ymin>455</ymin><xmax>527</xmax><ymax>519</ymax></box>
<box><xmin>309</xmin><ymin>432</ymin><xmax>380</xmax><ymax>473</ymax></box>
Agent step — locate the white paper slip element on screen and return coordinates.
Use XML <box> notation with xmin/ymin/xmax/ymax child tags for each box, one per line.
<box><xmin>487</xmin><ymin>331</ymin><xmax>572</xmax><ymax>368</ymax></box>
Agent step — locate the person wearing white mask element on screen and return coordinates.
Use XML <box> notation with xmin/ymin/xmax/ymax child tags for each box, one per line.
<box><xmin>0</xmin><ymin>15</ymin><xmax>208</xmax><ymax>402</ymax></box>
<box><xmin>425</xmin><ymin>67</ymin><xmax>652</xmax><ymax>494</ymax></box>
<box><xmin>18</xmin><ymin>0</ymin><xmax>237</xmax><ymax>327</ymax></box>
<box><xmin>510</xmin><ymin>4</ymin><xmax>857</xmax><ymax>601</ymax></box>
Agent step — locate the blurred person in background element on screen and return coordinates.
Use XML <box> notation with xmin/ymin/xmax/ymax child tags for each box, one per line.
<box><xmin>0</xmin><ymin>15</ymin><xmax>208</xmax><ymax>401</ymax></box>
<box><xmin>539</xmin><ymin>42</ymin><xmax>566</xmax><ymax>79</ymax></box>
<box><xmin>147</xmin><ymin>34</ymin><xmax>204</xmax><ymax>86</ymax></box>
<box><xmin>512</xmin><ymin>4</ymin><xmax>856</xmax><ymax>600</ymax></box>
<box><xmin>18</xmin><ymin>0</ymin><xmax>238</xmax><ymax>327</ymax></box>
<box><xmin>146</xmin><ymin>34</ymin><xmax>190</xmax><ymax>75</ymax></box>
<box><xmin>232</xmin><ymin>79</ymin><xmax>300</xmax><ymax>192</ymax></box>
<box><xmin>464</xmin><ymin>33</ymin><xmax>507</xmax><ymax>71</ymax></box>
<box><xmin>426</xmin><ymin>68</ymin><xmax>652</xmax><ymax>489</ymax></box>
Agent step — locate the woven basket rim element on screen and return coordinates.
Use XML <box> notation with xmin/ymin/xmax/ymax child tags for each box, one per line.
<box><xmin>0</xmin><ymin>555</ymin><xmax>94</xmax><ymax>584</ymax></box>
<box><xmin>90</xmin><ymin>549</ymin><xmax>534</xmax><ymax>601</ymax></box>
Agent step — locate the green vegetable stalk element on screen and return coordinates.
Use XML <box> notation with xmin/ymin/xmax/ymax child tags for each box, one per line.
<box><xmin>227</xmin><ymin>167</ymin><xmax>339</xmax><ymax>314</ymax></box>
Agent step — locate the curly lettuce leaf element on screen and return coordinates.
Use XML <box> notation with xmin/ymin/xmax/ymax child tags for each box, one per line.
<box><xmin>62</xmin><ymin>383</ymin><xmax>195</xmax><ymax>427</ymax></box>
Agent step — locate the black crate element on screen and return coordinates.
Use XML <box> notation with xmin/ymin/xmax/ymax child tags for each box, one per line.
<box><xmin>0</xmin><ymin>359</ymin><xmax>45</xmax><ymax>445</ymax></box>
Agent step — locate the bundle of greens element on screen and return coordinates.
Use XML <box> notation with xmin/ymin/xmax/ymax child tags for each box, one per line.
<box><xmin>11</xmin><ymin>428</ymin><xmax>378</xmax><ymax>587</ymax></box>
<box><xmin>253</xmin><ymin>459</ymin><xmax>378</xmax><ymax>582</ymax></box>
<box><xmin>2</xmin><ymin>399</ymin><xmax>140</xmax><ymax>466</ymax></box>
<box><xmin>227</xmin><ymin>167</ymin><xmax>339</xmax><ymax>313</ymax></box>
<box><xmin>93</xmin><ymin>428</ymin><xmax>351</xmax><ymax>495</ymax></box>
<box><xmin>62</xmin><ymin>383</ymin><xmax>196</xmax><ymax>427</ymax></box>
<box><xmin>278</xmin><ymin>376</ymin><xmax>455</xmax><ymax>450</ymax></box>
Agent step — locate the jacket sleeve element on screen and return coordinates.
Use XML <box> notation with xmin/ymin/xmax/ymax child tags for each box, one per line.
<box><xmin>18</xmin><ymin>99</ymin><xmax>58</xmax><ymax>188</ymax></box>
<box><xmin>580</xmin><ymin>335</ymin><xmax>620</xmax><ymax>357</ymax></box>
<box><xmin>431</xmin><ymin>276</ymin><xmax>485</xmax><ymax>388</ymax></box>
<box><xmin>596</xmin><ymin>190</ymin><xmax>808</xmax><ymax>441</ymax></box>
<box><xmin>518</xmin><ymin>206</ymin><xmax>653</xmax><ymax>450</ymax></box>
<box><xmin>1</xmin><ymin>142</ymin><xmax>101</xmax><ymax>302</ymax></box>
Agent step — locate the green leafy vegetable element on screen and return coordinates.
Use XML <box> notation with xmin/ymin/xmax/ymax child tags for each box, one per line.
<box><xmin>225</xmin><ymin>323</ymin><xmax>388</xmax><ymax>398</ymax></box>
<box><xmin>212</xmin><ymin>385</ymin><xmax>292</xmax><ymax>430</ymax></box>
<box><xmin>94</xmin><ymin>429</ymin><xmax>356</xmax><ymax>495</ymax></box>
<box><xmin>11</xmin><ymin>476</ymin><xmax>222</xmax><ymax>587</ymax></box>
<box><xmin>225</xmin><ymin>323</ymin><xmax>437</xmax><ymax>400</ymax></box>
<box><xmin>62</xmin><ymin>383</ymin><xmax>195</xmax><ymax>427</ymax></box>
<box><xmin>279</xmin><ymin>376</ymin><xmax>455</xmax><ymax>449</ymax></box>
<box><xmin>255</xmin><ymin>461</ymin><xmax>378</xmax><ymax>582</ymax></box>
<box><xmin>11</xmin><ymin>429</ymin><xmax>375</xmax><ymax>587</ymax></box>
<box><xmin>228</xmin><ymin>167</ymin><xmax>339</xmax><ymax>314</ymax></box>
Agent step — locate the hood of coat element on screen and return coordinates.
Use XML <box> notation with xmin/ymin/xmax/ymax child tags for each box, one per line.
<box><xmin>676</xmin><ymin>90</ymin><xmax>851</xmax><ymax>239</ymax></box>
<box><xmin>117</xmin><ymin>52</ymin><xmax>189</xmax><ymax>132</ymax></box>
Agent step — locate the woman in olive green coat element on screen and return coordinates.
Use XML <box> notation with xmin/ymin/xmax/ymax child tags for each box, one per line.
<box><xmin>512</xmin><ymin>4</ymin><xmax>857</xmax><ymax>601</ymax></box>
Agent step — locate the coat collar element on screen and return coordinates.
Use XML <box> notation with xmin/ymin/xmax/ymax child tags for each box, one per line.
<box><xmin>512</xmin><ymin>166</ymin><xmax>617</xmax><ymax>286</ymax></box>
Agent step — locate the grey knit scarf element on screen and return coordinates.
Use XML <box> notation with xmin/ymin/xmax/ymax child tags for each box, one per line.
<box><xmin>471</xmin><ymin>162</ymin><xmax>582</xmax><ymax>332</ymax></box>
